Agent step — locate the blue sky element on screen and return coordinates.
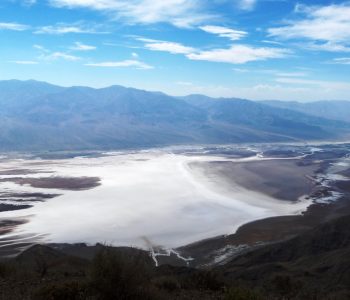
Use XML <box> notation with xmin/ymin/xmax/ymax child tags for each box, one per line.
<box><xmin>0</xmin><ymin>0</ymin><xmax>349</xmax><ymax>101</ymax></box>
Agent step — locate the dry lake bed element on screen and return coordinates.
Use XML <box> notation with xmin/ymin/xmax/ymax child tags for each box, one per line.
<box><xmin>0</xmin><ymin>143</ymin><xmax>349</xmax><ymax>261</ymax></box>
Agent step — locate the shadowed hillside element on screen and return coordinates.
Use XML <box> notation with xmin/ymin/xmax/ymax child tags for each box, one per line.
<box><xmin>1</xmin><ymin>215</ymin><xmax>350</xmax><ymax>299</ymax></box>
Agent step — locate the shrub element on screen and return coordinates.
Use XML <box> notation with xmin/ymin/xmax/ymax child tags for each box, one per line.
<box><xmin>0</xmin><ymin>263</ymin><xmax>11</xmax><ymax>278</ymax></box>
<box><xmin>268</xmin><ymin>274</ymin><xmax>302</xmax><ymax>297</ymax></box>
<box><xmin>186</xmin><ymin>270</ymin><xmax>224</xmax><ymax>291</ymax></box>
<box><xmin>153</xmin><ymin>276</ymin><xmax>181</xmax><ymax>292</ymax></box>
<box><xmin>33</xmin><ymin>281</ymin><xmax>88</xmax><ymax>300</ymax></box>
<box><xmin>89</xmin><ymin>247</ymin><xmax>153</xmax><ymax>300</ymax></box>
<box><xmin>224</xmin><ymin>286</ymin><xmax>264</xmax><ymax>300</ymax></box>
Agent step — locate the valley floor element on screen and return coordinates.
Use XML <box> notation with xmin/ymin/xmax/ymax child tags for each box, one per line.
<box><xmin>0</xmin><ymin>142</ymin><xmax>350</xmax><ymax>268</ymax></box>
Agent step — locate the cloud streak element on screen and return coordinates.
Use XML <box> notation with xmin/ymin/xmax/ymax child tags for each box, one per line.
<box><xmin>70</xmin><ymin>42</ymin><xmax>96</xmax><ymax>51</ymax></box>
<box><xmin>199</xmin><ymin>25</ymin><xmax>247</xmax><ymax>41</ymax></box>
<box><xmin>138</xmin><ymin>36</ymin><xmax>289</xmax><ymax>64</ymax></box>
<box><xmin>139</xmin><ymin>38</ymin><xmax>196</xmax><ymax>54</ymax></box>
<box><xmin>332</xmin><ymin>57</ymin><xmax>350</xmax><ymax>65</ymax></box>
<box><xmin>35</xmin><ymin>23</ymin><xmax>105</xmax><ymax>34</ymax></box>
<box><xmin>268</xmin><ymin>3</ymin><xmax>350</xmax><ymax>52</ymax></box>
<box><xmin>0</xmin><ymin>22</ymin><xmax>29</xmax><ymax>31</ymax></box>
<box><xmin>85</xmin><ymin>60</ymin><xmax>154</xmax><ymax>69</ymax></box>
<box><xmin>187</xmin><ymin>45</ymin><xmax>290</xmax><ymax>64</ymax></box>
<box><xmin>237</xmin><ymin>0</ymin><xmax>257</xmax><ymax>11</ymax></box>
<box><xmin>34</xmin><ymin>45</ymin><xmax>81</xmax><ymax>61</ymax></box>
<box><xmin>10</xmin><ymin>60</ymin><xmax>38</xmax><ymax>65</ymax></box>
<box><xmin>49</xmin><ymin>0</ymin><xmax>215</xmax><ymax>28</ymax></box>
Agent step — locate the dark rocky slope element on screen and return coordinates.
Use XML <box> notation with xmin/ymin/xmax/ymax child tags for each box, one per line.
<box><xmin>1</xmin><ymin>214</ymin><xmax>350</xmax><ymax>299</ymax></box>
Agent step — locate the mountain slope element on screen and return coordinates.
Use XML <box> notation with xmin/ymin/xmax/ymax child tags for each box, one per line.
<box><xmin>183</xmin><ymin>95</ymin><xmax>350</xmax><ymax>139</ymax></box>
<box><xmin>0</xmin><ymin>80</ymin><xmax>349</xmax><ymax>151</ymax></box>
<box><xmin>218</xmin><ymin>215</ymin><xmax>350</xmax><ymax>298</ymax></box>
<box><xmin>263</xmin><ymin>100</ymin><xmax>350</xmax><ymax>123</ymax></box>
<box><xmin>0</xmin><ymin>80</ymin><xmax>64</xmax><ymax>111</ymax></box>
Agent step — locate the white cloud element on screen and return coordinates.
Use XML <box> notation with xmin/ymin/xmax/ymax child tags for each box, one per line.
<box><xmin>142</xmin><ymin>39</ymin><xmax>196</xmax><ymax>54</ymax></box>
<box><xmin>85</xmin><ymin>60</ymin><xmax>154</xmax><ymax>69</ymax></box>
<box><xmin>10</xmin><ymin>60</ymin><xmax>38</xmax><ymax>65</ymax></box>
<box><xmin>34</xmin><ymin>44</ymin><xmax>81</xmax><ymax>61</ymax></box>
<box><xmin>70</xmin><ymin>42</ymin><xmax>96</xmax><ymax>51</ymax></box>
<box><xmin>186</xmin><ymin>45</ymin><xmax>290</xmax><ymax>64</ymax></box>
<box><xmin>35</xmin><ymin>23</ymin><xmax>104</xmax><ymax>34</ymax></box>
<box><xmin>33</xmin><ymin>44</ymin><xmax>49</xmax><ymax>52</ymax></box>
<box><xmin>237</xmin><ymin>0</ymin><xmax>257</xmax><ymax>11</ymax></box>
<box><xmin>332</xmin><ymin>57</ymin><xmax>350</xmax><ymax>65</ymax></box>
<box><xmin>233</xmin><ymin>68</ymin><xmax>249</xmax><ymax>72</ymax></box>
<box><xmin>305</xmin><ymin>42</ymin><xmax>350</xmax><ymax>53</ymax></box>
<box><xmin>275</xmin><ymin>77</ymin><xmax>350</xmax><ymax>91</ymax></box>
<box><xmin>276</xmin><ymin>72</ymin><xmax>308</xmax><ymax>77</ymax></box>
<box><xmin>199</xmin><ymin>25</ymin><xmax>247</xmax><ymax>41</ymax></box>
<box><xmin>137</xmin><ymin>35</ymin><xmax>290</xmax><ymax>65</ymax></box>
<box><xmin>42</xmin><ymin>52</ymin><xmax>81</xmax><ymax>61</ymax></box>
<box><xmin>268</xmin><ymin>3</ymin><xmax>350</xmax><ymax>52</ymax></box>
<box><xmin>0</xmin><ymin>22</ymin><xmax>29</xmax><ymax>31</ymax></box>
<box><xmin>275</xmin><ymin>77</ymin><xmax>323</xmax><ymax>85</ymax></box>
<box><xmin>261</xmin><ymin>40</ymin><xmax>283</xmax><ymax>45</ymax></box>
<box><xmin>49</xmin><ymin>0</ymin><xmax>214</xmax><ymax>28</ymax></box>
<box><xmin>131</xmin><ymin>52</ymin><xmax>139</xmax><ymax>58</ymax></box>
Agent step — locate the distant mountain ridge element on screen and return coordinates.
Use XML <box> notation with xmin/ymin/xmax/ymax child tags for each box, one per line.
<box><xmin>263</xmin><ymin>100</ymin><xmax>350</xmax><ymax>123</ymax></box>
<box><xmin>0</xmin><ymin>80</ymin><xmax>349</xmax><ymax>151</ymax></box>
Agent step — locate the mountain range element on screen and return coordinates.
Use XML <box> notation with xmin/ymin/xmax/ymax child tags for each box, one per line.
<box><xmin>263</xmin><ymin>100</ymin><xmax>350</xmax><ymax>123</ymax></box>
<box><xmin>0</xmin><ymin>80</ymin><xmax>349</xmax><ymax>151</ymax></box>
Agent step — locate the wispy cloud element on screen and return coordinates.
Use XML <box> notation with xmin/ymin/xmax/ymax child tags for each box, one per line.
<box><xmin>199</xmin><ymin>25</ymin><xmax>247</xmax><ymax>41</ymax></box>
<box><xmin>85</xmin><ymin>60</ymin><xmax>154</xmax><ymax>69</ymax></box>
<box><xmin>33</xmin><ymin>44</ymin><xmax>49</xmax><ymax>52</ymax></box>
<box><xmin>10</xmin><ymin>60</ymin><xmax>38</xmax><ymax>65</ymax></box>
<box><xmin>0</xmin><ymin>22</ymin><xmax>29</xmax><ymax>31</ymax></box>
<box><xmin>276</xmin><ymin>71</ymin><xmax>308</xmax><ymax>77</ymax></box>
<box><xmin>233</xmin><ymin>68</ymin><xmax>249</xmax><ymax>73</ymax></box>
<box><xmin>138</xmin><ymin>38</ymin><xmax>196</xmax><ymax>54</ymax></box>
<box><xmin>268</xmin><ymin>3</ymin><xmax>350</xmax><ymax>52</ymax></box>
<box><xmin>48</xmin><ymin>0</ymin><xmax>215</xmax><ymax>28</ymax></box>
<box><xmin>137</xmin><ymin>34</ymin><xmax>289</xmax><ymax>64</ymax></box>
<box><xmin>34</xmin><ymin>45</ymin><xmax>81</xmax><ymax>61</ymax></box>
<box><xmin>187</xmin><ymin>45</ymin><xmax>290</xmax><ymax>64</ymax></box>
<box><xmin>237</xmin><ymin>0</ymin><xmax>257</xmax><ymax>11</ymax></box>
<box><xmin>304</xmin><ymin>42</ymin><xmax>350</xmax><ymax>53</ymax></box>
<box><xmin>261</xmin><ymin>40</ymin><xmax>283</xmax><ymax>46</ymax></box>
<box><xmin>70</xmin><ymin>42</ymin><xmax>96</xmax><ymax>51</ymax></box>
<box><xmin>34</xmin><ymin>23</ymin><xmax>106</xmax><ymax>34</ymax></box>
<box><xmin>331</xmin><ymin>57</ymin><xmax>350</xmax><ymax>65</ymax></box>
<box><xmin>42</xmin><ymin>52</ymin><xmax>81</xmax><ymax>61</ymax></box>
<box><xmin>275</xmin><ymin>77</ymin><xmax>350</xmax><ymax>91</ymax></box>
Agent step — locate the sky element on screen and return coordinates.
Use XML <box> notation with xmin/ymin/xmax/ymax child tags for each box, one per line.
<box><xmin>0</xmin><ymin>0</ymin><xmax>349</xmax><ymax>101</ymax></box>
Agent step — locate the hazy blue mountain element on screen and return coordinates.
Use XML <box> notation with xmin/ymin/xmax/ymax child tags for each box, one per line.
<box><xmin>262</xmin><ymin>100</ymin><xmax>350</xmax><ymax>123</ymax></box>
<box><xmin>0</xmin><ymin>80</ymin><xmax>349</xmax><ymax>151</ymax></box>
<box><xmin>182</xmin><ymin>95</ymin><xmax>350</xmax><ymax>139</ymax></box>
<box><xmin>0</xmin><ymin>80</ymin><xmax>64</xmax><ymax>111</ymax></box>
